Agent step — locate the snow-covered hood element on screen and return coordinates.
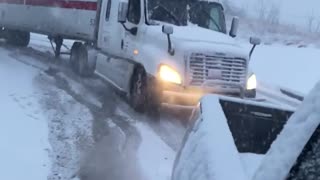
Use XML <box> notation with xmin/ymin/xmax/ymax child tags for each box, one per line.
<box><xmin>170</xmin><ymin>26</ymin><xmax>249</xmax><ymax>59</ymax></box>
<box><xmin>172</xmin><ymin>26</ymin><xmax>236</xmax><ymax>46</ymax></box>
<box><xmin>144</xmin><ymin>25</ymin><xmax>249</xmax><ymax>59</ymax></box>
<box><xmin>142</xmin><ymin>24</ymin><xmax>250</xmax><ymax>75</ymax></box>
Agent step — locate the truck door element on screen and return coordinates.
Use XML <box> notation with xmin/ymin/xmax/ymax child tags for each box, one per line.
<box><xmin>97</xmin><ymin>0</ymin><xmax>112</xmax><ymax>51</ymax></box>
<box><xmin>97</xmin><ymin>0</ymin><xmax>123</xmax><ymax>56</ymax></box>
<box><xmin>121</xmin><ymin>0</ymin><xmax>142</xmax><ymax>60</ymax></box>
<box><xmin>95</xmin><ymin>0</ymin><xmax>135</xmax><ymax>92</ymax></box>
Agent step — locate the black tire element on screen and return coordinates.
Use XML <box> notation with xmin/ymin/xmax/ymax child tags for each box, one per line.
<box><xmin>130</xmin><ymin>67</ymin><xmax>148</xmax><ymax>113</ymax></box>
<box><xmin>6</xmin><ymin>30</ymin><xmax>30</xmax><ymax>47</ymax></box>
<box><xmin>70</xmin><ymin>42</ymin><xmax>95</xmax><ymax>77</ymax></box>
<box><xmin>70</xmin><ymin>42</ymin><xmax>82</xmax><ymax>73</ymax></box>
<box><xmin>146</xmin><ymin>77</ymin><xmax>162</xmax><ymax>115</ymax></box>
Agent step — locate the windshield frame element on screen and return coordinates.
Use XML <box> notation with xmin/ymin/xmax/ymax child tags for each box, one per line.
<box><xmin>188</xmin><ymin>1</ymin><xmax>227</xmax><ymax>33</ymax></box>
<box><xmin>145</xmin><ymin>0</ymin><xmax>227</xmax><ymax>33</ymax></box>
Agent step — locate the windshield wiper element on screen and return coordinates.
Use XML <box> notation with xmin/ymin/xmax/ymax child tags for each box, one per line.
<box><xmin>201</xmin><ymin>10</ymin><xmax>222</xmax><ymax>32</ymax></box>
<box><xmin>152</xmin><ymin>4</ymin><xmax>181</xmax><ymax>26</ymax></box>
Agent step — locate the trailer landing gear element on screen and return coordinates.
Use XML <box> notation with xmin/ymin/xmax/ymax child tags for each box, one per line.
<box><xmin>49</xmin><ymin>36</ymin><xmax>69</xmax><ymax>58</ymax></box>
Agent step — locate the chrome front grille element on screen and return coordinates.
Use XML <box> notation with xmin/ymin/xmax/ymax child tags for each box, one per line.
<box><xmin>189</xmin><ymin>52</ymin><xmax>247</xmax><ymax>86</ymax></box>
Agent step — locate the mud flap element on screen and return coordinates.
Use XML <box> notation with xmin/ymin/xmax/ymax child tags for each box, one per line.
<box><xmin>219</xmin><ymin>98</ymin><xmax>294</xmax><ymax>154</ymax></box>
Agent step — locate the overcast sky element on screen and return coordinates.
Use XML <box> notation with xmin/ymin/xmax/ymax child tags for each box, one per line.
<box><xmin>229</xmin><ymin>0</ymin><xmax>320</xmax><ymax>28</ymax></box>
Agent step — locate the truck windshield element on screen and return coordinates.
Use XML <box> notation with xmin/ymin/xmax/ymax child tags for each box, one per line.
<box><xmin>147</xmin><ymin>0</ymin><xmax>226</xmax><ymax>33</ymax></box>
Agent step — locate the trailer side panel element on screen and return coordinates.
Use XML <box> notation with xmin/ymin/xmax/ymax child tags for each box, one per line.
<box><xmin>0</xmin><ymin>0</ymin><xmax>98</xmax><ymax>41</ymax></box>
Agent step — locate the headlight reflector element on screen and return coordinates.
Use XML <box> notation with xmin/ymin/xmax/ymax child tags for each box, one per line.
<box><xmin>247</xmin><ymin>74</ymin><xmax>257</xmax><ymax>90</ymax></box>
<box><xmin>159</xmin><ymin>65</ymin><xmax>182</xmax><ymax>84</ymax></box>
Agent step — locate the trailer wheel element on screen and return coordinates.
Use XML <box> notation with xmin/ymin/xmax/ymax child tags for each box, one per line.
<box><xmin>70</xmin><ymin>42</ymin><xmax>82</xmax><ymax>72</ymax></box>
<box><xmin>130</xmin><ymin>67</ymin><xmax>148</xmax><ymax>112</ymax></box>
<box><xmin>6</xmin><ymin>30</ymin><xmax>30</xmax><ymax>47</ymax></box>
<box><xmin>70</xmin><ymin>42</ymin><xmax>94</xmax><ymax>77</ymax></box>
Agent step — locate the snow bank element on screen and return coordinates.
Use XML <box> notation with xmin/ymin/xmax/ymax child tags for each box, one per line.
<box><xmin>172</xmin><ymin>96</ymin><xmax>247</xmax><ymax>180</ymax></box>
<box><xmin>0</xmin><ymin>49</ymin><xmax>50</xmax><ymax>179</ymax></box>
<box><xmin>136</xmin><ymin>123</ymin><xmax>175</xmax><ymax>180</ymax></box>
<box><xmin>240</xmin><ymin>153</ymin><xmax>264</xmax><ymax>179</ymax></box>
<box><xmin>253</xmin><ymin>81</ymin><xmax>320</xmax><ymax>180</ymax></box>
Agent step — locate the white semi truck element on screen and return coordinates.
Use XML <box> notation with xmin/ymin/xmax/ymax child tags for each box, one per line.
<box><xmin>0</xmin><ymin>0</ymin><xmax>260</xmax><ymax>112</ymax></box>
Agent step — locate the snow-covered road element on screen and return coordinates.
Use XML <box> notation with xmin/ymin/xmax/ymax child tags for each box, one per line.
<box><xmin>1</xmin><ymin>34</ymin><xmax>319</xmax><ymax>180</ymax></box>
<box><xmin>0</xmin><ymin>47</ymin><xmax>50</xmax><ymax>179</ymax></box>
<box><xmin>0</xmin><ymin>34</ymin><xmax>183</xmax><ymax>180</ymax></box>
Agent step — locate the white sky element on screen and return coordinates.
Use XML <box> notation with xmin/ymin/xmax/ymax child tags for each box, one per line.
<box><xmin>229</xmin><ymin>0</ymin><xmax>320</xmax><ymax>28</ymax></box>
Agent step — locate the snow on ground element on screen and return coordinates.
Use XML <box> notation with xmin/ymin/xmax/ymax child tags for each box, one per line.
<box><xmin>136</xmin><ymin>122</ymin><xmax>175</xmax><ymax>180</ymax></box>
<box><xmin>2</xmin><ymin>32</ymin><xmax>319</xmax><ymax>180</ymax></box>
<box><xmin>240</xmin><ymin>153</ymin><xmax>264</xmax><ymax>179</ymax></box>
<box><xmin>251</xmin><ymin>44</ymin><xmax>320</xmax><ymax>94</ymax></box>
<box><xmin>0</xmin><ymin>48</ymin><xmax>50</xmax><ymax>179</ymax></box>
<box><xmin>35</xmin><ymin>72</ymin><xmax>94</xmax><ymax>180</ymax></box>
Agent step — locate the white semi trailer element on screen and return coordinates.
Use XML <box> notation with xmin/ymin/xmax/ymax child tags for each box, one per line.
<box><xmin>0</xmin><ymin>0</ymin><xmax>260</xmax><ymax>112</ymax></box>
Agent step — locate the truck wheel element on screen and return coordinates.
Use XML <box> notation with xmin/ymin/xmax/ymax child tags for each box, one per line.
<box><xmin>147</xmin><ymin>78</ymin><xmax>162</xmax><ymax>115</ymax></box>
<box><xmin>6</xmin><ymin>30</ymin><xmax>30</xmax><ymax>47</ymax></box>
<box><xmin>130</xmin><ymin>67</ymin><xmax>147</xmax><ymax>112</ymax></box>
<box><xmin>70</xmin><ymin>42</ymin><xmax>95</xmax><ymax>77</ymax></box>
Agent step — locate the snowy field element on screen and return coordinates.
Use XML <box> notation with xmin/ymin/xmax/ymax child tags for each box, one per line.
<box><xmin>251</xmin><ymin>44</ymin><xmax>320</xmax><ymax>94</ymax></box>
<box><xmin>0</xmin><ymin>33</ymin><xmax>320</xmax><ymax>180</ymax></box>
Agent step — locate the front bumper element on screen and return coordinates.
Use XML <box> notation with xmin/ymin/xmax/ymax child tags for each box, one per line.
<box><xmin>160</xmin><ymin>80</ymin><xmax>246</xmax><ymax>106</ymax></box>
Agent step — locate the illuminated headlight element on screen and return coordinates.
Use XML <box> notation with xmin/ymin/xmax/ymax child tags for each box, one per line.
<box><xmin>247</xmin><ymin>74</ymin><xmax>257</xmax><ymax>90</ymax></box>
<box><xmin>159</xmin><ymin>65</ymin><xmax>182</xmax><ymax>84</ymax></box>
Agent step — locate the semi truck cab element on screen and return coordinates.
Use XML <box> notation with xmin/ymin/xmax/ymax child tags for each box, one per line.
<box><xmin>94</xmin><ymin>0</ymin><xmax>259</xmax><ymax>110</ymax></box>
<box><xmin>0</xmin><ymin>0</ymin><xmax>259</xmax><ymax>112</ymax></box>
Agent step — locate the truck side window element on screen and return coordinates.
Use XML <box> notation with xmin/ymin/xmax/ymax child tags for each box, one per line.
<box><xmin>127</xmin><ymin>0</ymin><xmax>141</xmax><ymax>24</ymax></box>
<box><xmin>105</xmin><ymin>0</ymin><xmax>112</xmax><ymax>21</ymax></box>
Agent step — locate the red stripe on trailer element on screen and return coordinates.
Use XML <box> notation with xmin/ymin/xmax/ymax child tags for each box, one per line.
<box><xmin>0</xmin><ymin>0</ymin><xmax>24</xmax><ymax>4</ymax></box>
<box><xmin>26</xmin><ymin>0</ymin><xmax>97</xmax><ymax>10</ymax></box>
<box><xmin>0</xmin><ymin>0</ymin><xmax>97</xmax><ymax>11</ymax></box>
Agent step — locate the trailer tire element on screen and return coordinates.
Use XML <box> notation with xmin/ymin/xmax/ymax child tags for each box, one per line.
<box><xmin>70</xmin><ymin>42</ymin><xmax>82</xmax><ymax>73</ymax></box>
<box><xmin>130</xmin><ymin>67</ymin><xmax>148</xmax><ymax>113</ymax></box>
<box><xmin>70</xmin><ymin>42</ymin><xmax>95</xmax><ymax>77</ymax></box>
<box><xmin>6</xmin><ymin>30</ymin><xmax>30</xmax><ymax>47</ymax></box>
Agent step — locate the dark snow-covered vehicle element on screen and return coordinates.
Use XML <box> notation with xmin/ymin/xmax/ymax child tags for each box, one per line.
<box><xmin>172</xmin><ymin>81</ymin><xmax>320</xmax><ymax>180</ymax></box>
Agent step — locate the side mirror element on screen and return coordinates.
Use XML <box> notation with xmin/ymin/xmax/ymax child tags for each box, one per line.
<box><xmin>162</xmin><ymin>25</ymin><xmax>175</xmax><ymax>56</ymax></box>
<box><xmin>162</xmin><ymin>25</ymin><xmax>174</xmax><ymax>35</ymax></box>
<box><xmin>118</xmin><ymin>1</ymin><xmax>129</xmax><ymax>23</ymax></box>
<box><xmin>250</xmin><ymin>37</ymin><xmax>261</xmax><ymax>45</ymax></box>
<box><xmin>249</xmin><ymin>37</ymin><xmax>261</xmax><ymax>58</ymax></box>
<box><xmin>229</xmin><ymin>17</ymin><xmax>239</xmax><ymax>38</ymax></box>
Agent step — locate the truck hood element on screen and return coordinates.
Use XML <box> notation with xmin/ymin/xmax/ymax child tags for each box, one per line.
<box><xmin>168</xmin><ymin>26</ymin><xmax>249</xmax><ymax>59</ymax></box>
<box><xmin>171</xmin><ymin>26</ymin><xmax>237</xmax><ymax>46</ymax></box>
